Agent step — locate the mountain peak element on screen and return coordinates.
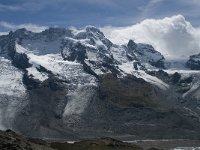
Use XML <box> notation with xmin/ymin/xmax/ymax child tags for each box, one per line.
<box><xmin>85</xmin><ymin>25</ymin><xmax>101</xmax><ymax>33</ymax></box>
<box><xmin>42</xmin><ymin>27</ymin><xmax>72</xmax><ymax>37</ymax></box>
<box><xmin>127</xmin><ymin>40</ymin><xmax>137</xmax><ymax>50</ymax></box>
<box><xmin>9</xmin><ymin>28</ymin><xmax>32</xmax><ymax>39</ymax></box>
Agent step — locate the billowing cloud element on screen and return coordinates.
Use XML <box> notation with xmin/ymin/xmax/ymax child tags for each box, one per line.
<box><xmin>0</xmin><ymin>22</ymin><xmax>48</xmax><ymax>33</ymax></box>
<box><xmin>101</xmin><ymin>15</ymin><xmax>200</xmax><ymax>59</ymax></box>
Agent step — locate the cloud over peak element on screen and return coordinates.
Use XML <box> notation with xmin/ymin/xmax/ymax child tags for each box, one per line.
<box><xmin>0</xmin><ymin>22</ymin><xmax>47</xmax><ymax>33</ymax></box>
<box><xmin>102</xmin><ymin>15</ymin><xmax>200</xmax><ymax>59</ymax></box>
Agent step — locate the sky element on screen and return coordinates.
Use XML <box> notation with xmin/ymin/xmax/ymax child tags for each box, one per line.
<box><xmin>0</xmin><ymin>0</ymin><xmax>200</xmax><ymax>31</ymax></box>
<box><xmin>0</xmin><ymin>0</ymin><xmax>200</xmax><ymax>58</ymax></box>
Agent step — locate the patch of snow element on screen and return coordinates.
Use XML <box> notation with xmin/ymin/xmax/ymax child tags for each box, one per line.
<box><xmin>70</xmin><ymin>27</ymin><xmax>86</xmax><ymax>36</ymax></box>
<box><xmin>134</xmin><ymin>70</ymin><xmax>169</xmax><ymax>90</ymax></box>
<box><xmin>15</xmin><ymin>43</ymin><xmax>28</xmax><ymax>53</ymax></box>
<box><xmin>119</xmin><ymin>62</ymin><xmax>134</xmax><ymax>74</ymax></box>
<box><xmin>86</xmin><ymin>50</ymin><xmax>99</xmax><ymax>62</ymax></box>
<box><xmin>164</xmin><ymin>70</ymin><xmax>200</xmax><ymax>75</ymax></box>
<box><xmin>0</xmin><ymin>57</ymin><xmax>26</xmax><ymax>96</ymax></box>
<box><xmin>26</xmin><ymin>67</ymin><xmax>48</xmax><ymax>81</ymax></box>
<box><xmin>110</xmin><ymin>46</ymin><xmax>129</xmax><ymax>63</ymax></box>
<box><xmin>94</xmin><ymin>38</ymin><xmax>107</xmax><ymax>49</ymax></box>
<box><xmin>27</xmin><ymin>53</ymin><xmax>84</xmax><ymax>79</ymax></box>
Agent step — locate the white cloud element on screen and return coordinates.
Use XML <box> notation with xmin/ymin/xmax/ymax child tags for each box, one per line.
<box><xmin>0</xmin><ymin>22</ymin><xmax>48</xmax><ymax>33</ymax></box>
<box><xmin>101</xmin><ymin>15</ymin><xmax>200</xmax><ymax>59</ymax></box>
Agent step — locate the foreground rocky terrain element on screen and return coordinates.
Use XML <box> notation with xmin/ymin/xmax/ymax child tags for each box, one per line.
<box><xmin>0</xmin><ymin>130</ymin><xmax>144</xmax><ymax>150</ymax></box>
<box><xmin>1</xmin><ymin>26</ymin><xmax>200</xmax><ymax>140</ymax></box>
<box><xmin>2</xmin><ymin>129</ymin><xmax>200</xmax><ymax>150</ymax></box>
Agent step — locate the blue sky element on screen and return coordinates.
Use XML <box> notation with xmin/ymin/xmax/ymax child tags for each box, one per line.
<box><xmin>0</xmin><ymin>0</ymin><xmax>200</xmax><ymax>32</ymax></box>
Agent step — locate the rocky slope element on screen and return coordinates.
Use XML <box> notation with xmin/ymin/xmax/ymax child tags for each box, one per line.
<box><xmin>3</xmin><ymin>129</ymin><xmax>200</xmax><ymax>150</ymax></box>
<box><xmin>0</xmin><ymin>129</ymin><xmax>54</xmax><ymax>150</ymax></box>
<box><xmin>0</xmin><ymin>129</ymin><xmax>145</xmax><ymax>150</ymax></box>
<box><xmin>0</xmin><ymin>27</ymin><xmax>200</xmax><ymax>140</ymax></box>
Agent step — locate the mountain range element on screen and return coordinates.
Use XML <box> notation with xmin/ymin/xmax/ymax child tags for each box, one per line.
<box><xmin>1</xmin><ymin>26</ymin><xmax>200</xmax><ymax>140</ymax></box>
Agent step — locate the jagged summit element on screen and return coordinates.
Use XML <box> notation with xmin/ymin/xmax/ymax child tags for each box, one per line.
<box><xmin>127</xmin><ymin>40</ymin><xmax>165</xmax><ymax>68</ymax></box>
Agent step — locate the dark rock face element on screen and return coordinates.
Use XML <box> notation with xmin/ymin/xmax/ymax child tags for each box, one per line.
<box><xmin>150</xmin><ymin>59</ymin><xmax>165</xmax><ymax>68</ymax></box>
<box><xmin>42</xmin><ymin>27</ymin><xmax>73</xmax><ymax>40</ymax></box>
<box><xmin>171</xmin><ymin>72</ymin><xmax>181</xmax><ymax>84</ymax></box>
<box><xmin>13</xmin><ymin>53</ymin><xmax>32</xmax><ymax>69</ymax></box>
<box><xmin>23</xmin><ymin>71</ymin><xmax>41</xmax><ymax>90</ymax></box>
<box><xmin>0</xmin><ymin>35</ymin><xmax>16</xmax><ymax>59</ymax></box>
<box><xmin>187</xmin><ymin>53</ymin><xmax>200</xmax><ymax>70</ymax></box>
<box><xmin>127</xmin><ymin>40</ymin><xmax>137</xmax><ymax>51</ymax></box>
<box><xmin>99</xmin><ymin>74</ymin><xmax>160</xmax><ymax>108</ymax></box>
<box><xmin>62</xmin><ymin>42</ymin><xmax>87</xmax><ymax>63</ymax></box>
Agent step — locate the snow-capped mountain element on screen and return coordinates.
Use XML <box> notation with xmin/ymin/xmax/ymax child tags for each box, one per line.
<box><xmin>1</xmin><ymin>26</ymin><xmax>200</xmax><ymax>140</ymax></box>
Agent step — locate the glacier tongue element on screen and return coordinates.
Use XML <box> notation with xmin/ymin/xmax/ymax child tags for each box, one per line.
<box><xmin>133</xmin><ymin>70</ymin><xmax>169</xmax><ymax>90</ymax></box>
